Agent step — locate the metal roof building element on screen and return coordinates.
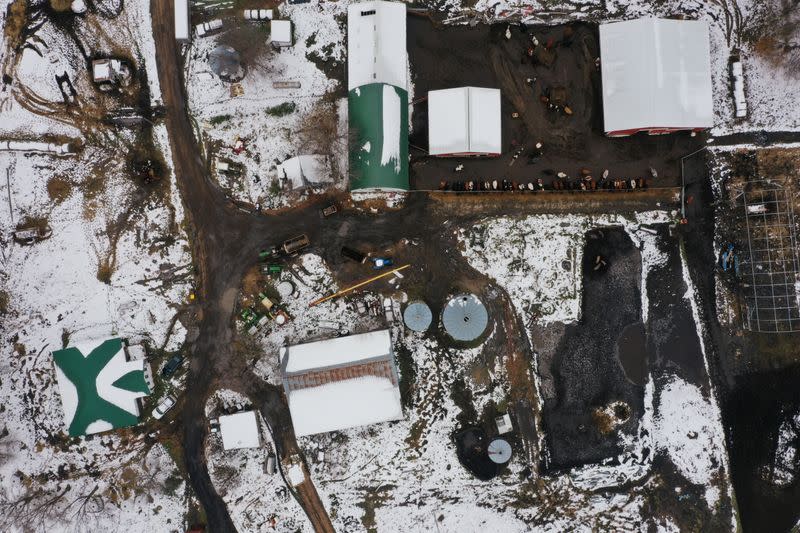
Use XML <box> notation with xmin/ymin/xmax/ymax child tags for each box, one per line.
<box><xmin>599</xmin><ymin>18</ymin><xmax>713</xmax><ymax>136</ymax></box>
<box><xmin>219</xmin><ymin>411</ymin><xmax>261</xmax><ymax>450</ymax></box>
<box><xmin>346</xmin><ymin>1</ymin><xmax>407</xmax><ymax>92</ymax></box>
<box><xmin>52</xmin><ymin>338</ymin><xmax>150</xmax><ymax>437</ymax></box>
<box><xmin>428</xmin><ymin>87</ymin><xmax>502</xmax><ymax>157</ymax></box>
<box><xmin>347</xmin><ymin>1</ymin><xmax>409</xmax><ymax>191</ymax></box>
<box><xmin>348</xmin><ymin>83</ymin><xmax>409</xmax><ymax>191</ymax></box>
<box><xmin>281</xmin><ymin>329</ymin><xmax>404</xmax><ymax>437</ymax></box>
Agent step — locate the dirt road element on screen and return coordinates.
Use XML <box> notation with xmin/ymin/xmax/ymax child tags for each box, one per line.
<box><xmin>150</xmin><ymin>2</ymin><xmax>334</xmax><ymax>532</ymax></box>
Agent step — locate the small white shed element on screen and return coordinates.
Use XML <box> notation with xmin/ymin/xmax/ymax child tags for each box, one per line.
<box><xmin>271</xmin><ymin>20</ymin><xmax>293</xmax><ymax>47</ymax></box>
<box><xmin>428</xmin><ymin>87</ymin><xmax>502</xmax><ymax>157</ymax></box>
<box><xmin>219</xmin><ymin>411</ymin><xmax>261</xmax><ymax>450</ymax></box>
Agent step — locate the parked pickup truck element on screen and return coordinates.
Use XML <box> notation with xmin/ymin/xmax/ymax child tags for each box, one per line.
<box><xmin>160</xmin><ymin>354</ymin><xmax>185</xmax><ymax>378</ymax></box>
<box><xmin>152</xmin><ymin>395</ymin><xmax>177</xmax><ymax>420</ymax></box>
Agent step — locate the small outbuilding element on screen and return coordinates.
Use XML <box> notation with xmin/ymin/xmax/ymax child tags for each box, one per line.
<box><xmin>219</xmin><ymin>411</ymin><xmax>261</xmax><ymax>450</ymax></box>
<box><xmin>599</xmin><ymin>18</ymin><xmax>713</xmax><ymax>136</ymax></box>
<box><xmin>428</xmin><ymin>87</ymin><xmax>502</xmax><ymax>157</ymax></box>
<box><xmin>271</xmin><ymin>20</ymin><xmax>293</xmax><ymax>47</ymax></box>
<box><xmin>91</xmin><ymin>59</ymin><xmax>131</xmax><ymax>90</ymax></box>
<box><xmin>281</xmin><ymin>329</ymin><xmax>404</xmax><ymax>437</ymax></box>
<box><xmin>174</xmin><ymin>0</ymin><xmax>190</xmax><ymax>42</ymax></box>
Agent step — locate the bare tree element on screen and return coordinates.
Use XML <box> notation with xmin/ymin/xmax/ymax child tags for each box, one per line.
<box><xmin>751</xmin><ymin>0</ymin><xmax>800</xmax><ymax>76</ymax></box>
<box><xmin>217</xmin><ymin>23</ymin><xmax>273</xmax><ymax>73</ymax></box>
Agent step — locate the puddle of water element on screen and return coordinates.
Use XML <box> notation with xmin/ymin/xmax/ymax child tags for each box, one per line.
<box><xmin>616</xmin><ymin>322</ymin><xmax>648</xmax><ymax>386</ymax></box>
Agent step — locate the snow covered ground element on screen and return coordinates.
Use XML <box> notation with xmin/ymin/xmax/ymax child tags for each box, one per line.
<box><xmin>185</xmin><ymin>2</ymin><xmax>349</xmax><ymax>207</ymax></box>
<box><xmin>0</xmin><ymin>1</ymin><xmax>194</xmax><ymax>530</ymax></box>
<box><xmin>204</xmin><ymin>389</ymin><xmax>312</xmax><ymax>533</ymax></box>
<box><xmin>458</xmin><ymin>211</ymin><xmax>672</xmax><ymax>325</ymax></box>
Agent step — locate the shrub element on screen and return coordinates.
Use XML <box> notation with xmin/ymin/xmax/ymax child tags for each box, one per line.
<box><xmin>265</xmin><ymin>102</ymin><xmax>296</xmax><ymax>117</ymax></box>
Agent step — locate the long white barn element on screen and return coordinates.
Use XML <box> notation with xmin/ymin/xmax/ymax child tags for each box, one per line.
<box><xmin>599</xmin><ymin>18</ymin><xmax>713</xmax><ymax>136</ymax></box>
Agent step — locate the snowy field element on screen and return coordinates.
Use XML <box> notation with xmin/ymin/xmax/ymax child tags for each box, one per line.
<box><xmin>0</xmin><ymin>0</ymin><xmax>194</xmax><ymax>530</ymax></box>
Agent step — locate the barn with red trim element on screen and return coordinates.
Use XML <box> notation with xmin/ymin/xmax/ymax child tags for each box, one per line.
<box><xmin>599</xmin><ymin>18</ymin><xmax>714</xmax><ymax>137</ymax></box>
<box><xmin>427</xmin><ymin>87</ymin><xmax>502</xmax><ymax>157</ymax></box>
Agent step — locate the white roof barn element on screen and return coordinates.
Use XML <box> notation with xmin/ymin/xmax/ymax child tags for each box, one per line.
<box><xmin>599</xmin><ymin>18</ymin><xmax>713</xmax><ymax>136</ymax></box>
<box><xmin>219</xmin><ymin>411</ymin><xmax>261</xmax><ymax>450</ymax></box>
<box><xmin>347</xmin><ymin>1</ymin><xmax>407</xmax><ymax>91</ymax></box>
<box><xmin>428</xmin><ymin>87</ymin><xmax>502</xmax><ymax>156</ymax></box>
<box><xmin>281</xmin><ymin>329</ymin><xmax>404</xmax><ymax>437</ymax></box>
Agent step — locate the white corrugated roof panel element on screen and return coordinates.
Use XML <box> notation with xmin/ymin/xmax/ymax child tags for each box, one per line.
<box><xmin>283</xmin><ymin>329</ymin><xmax>392</xmax><ymax>373</ymax></box>
<box><xmin>428</xmin><ymin>87</ymin><xmax>470</xmax><ymax>155</ymax></box>
<box><xmin>347</xmin><ymin>1</ymin><xmax>407</xmax><ymax>91</ymax></box>
<box><xmin>288</xmin><ymin>376</ymin><xmax>403</xmax><ymax>437</ymax></box>
<box><xmin>468</xmin><ymin>87</ymin><xmax>502</xmax><ymax>154</ymax></box>
<box><xmin>599</xmin><ymin>18</ymin><xmax>713</xmax><ymax>134</ymax></box>
<box><xmin>428</xmin><ymin>87</ymin><xmax>501</xmax><ymax>155</ymax></box>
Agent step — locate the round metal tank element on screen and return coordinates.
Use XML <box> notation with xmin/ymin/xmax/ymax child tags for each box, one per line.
<box><xmin>403</xmin><ymin>301</ymin><xmax>432</xmax><ymax>332</ymax></box>
<box><xmin>277</xmin><ymin>281</ymin><xmax>294</xmax><ymax>299</ymax></box>
<box><xmin>442</xmin><ymin>293</ymin><xmax>488</xmax><ymax>341</ymax></box>
<box><xmin>487</xmin><ymin>439</ymin><xmax>512</xmax><ymax>464</ymax></box>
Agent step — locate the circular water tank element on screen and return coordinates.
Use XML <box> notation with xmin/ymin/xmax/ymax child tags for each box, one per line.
<box><xmin>487</xmin><ymin>439</ymin><xmax>512</xmax><ymax>464</ymax></box>
<box><xmin>442</xmin><ymin>293</ymin><xmax>488</xmax><ymax>341</ymax></box>
<box><xmin>403</xmin><ymin>301</ymin><xmax>432</xmax><ymax>332</ymax></box>
<box><xmin>209</xmin><ymin>45</ymin><xmax>243</xmax><ymax>81</ymax></box>
<box><xmin>277</xmin><ymin>281</ymin><xmax>294</xmax><ymax>299</ymax></box>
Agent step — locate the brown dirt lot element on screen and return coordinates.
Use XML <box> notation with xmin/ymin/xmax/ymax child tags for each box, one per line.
<box><xmin>408</xmin><ymin>20</ymin><xmax>705</xmax><ymax>190</ymax></box>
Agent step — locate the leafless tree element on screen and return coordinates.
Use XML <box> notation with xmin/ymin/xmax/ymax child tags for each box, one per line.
<box><xmin>218</xmin><ymin>23</ymin><xmax>273</xmax><ymax>73</ymax></box>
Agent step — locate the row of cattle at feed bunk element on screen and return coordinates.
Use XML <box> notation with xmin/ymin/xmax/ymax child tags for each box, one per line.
<box><xmin>438</xmin><ymin>174</ymin><xmax>654</xmax><ymax>193</ymax></box>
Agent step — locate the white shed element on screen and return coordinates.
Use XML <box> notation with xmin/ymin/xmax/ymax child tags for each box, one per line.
<box><xmin>174</xmin><ymin>0</ymin><xmax>190</xmax><ymax>42</ymax></box>
<box><xmin>271</xmin><ymin>20</ymin><xmax>293</xmax><ymax>47</ymax></box>
<box><xmin>347</xmin><ymin>1</ymin><xmax>407</xmax><ymax>91</ymax></box>
<box><xmin>599</xmin><ymin>18</ymin><xmax>713</xmax><ymax>136</ymax></box>
<box><xmin>219</xmin><ymin>411</ymin><xmax>261</xmax><ymax>450</ymax></box>
<box><xmin>428</xmin><ymin>87</ymin><xmax>502</xmax><ymax>156</ymax></box>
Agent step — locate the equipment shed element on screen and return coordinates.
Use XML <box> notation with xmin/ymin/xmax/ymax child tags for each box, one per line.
<box><xmin>348</xmin><ymin>83</ymin><xmax>409</xmax><ymax>191</ymax></box>
<box><xmin>599</xmin><ymin>18</ymin><xmax>713</xmax><ymax>136</ymax></box>
<box><xmin>281</xmin><ymin>329</ymin><xmax>404</xmax><ymax>437</ymax></box>
<box><xmin>428</xmin><ymin>87</ymin><xmax>502</xmax><ymax>156</ymax></box>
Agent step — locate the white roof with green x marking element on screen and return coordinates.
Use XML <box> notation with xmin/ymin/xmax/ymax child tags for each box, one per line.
<box><xmin>52</xmin><ymin>338</ymin><xmax>150</xmax><ymax>437</ymax></box>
